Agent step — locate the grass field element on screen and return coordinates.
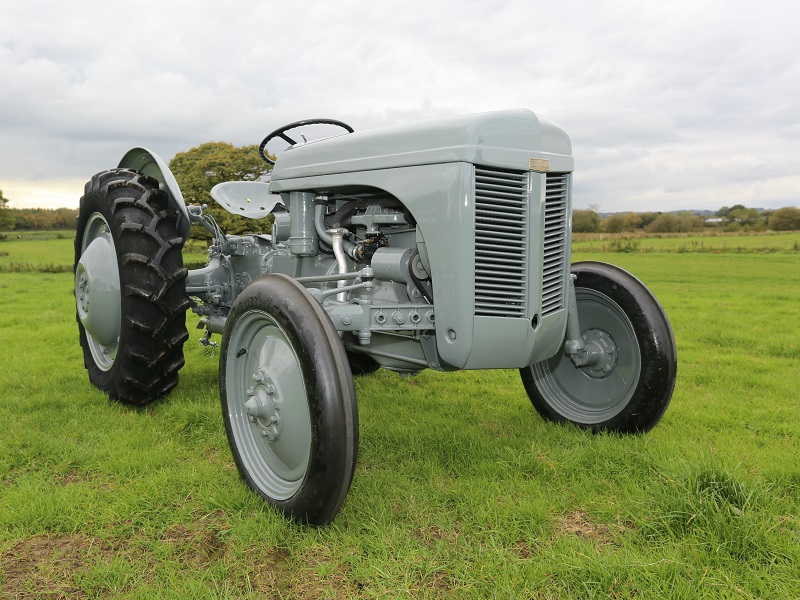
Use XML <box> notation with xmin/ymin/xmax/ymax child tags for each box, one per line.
<box><xmin>572</xmin><ymin>231</ymin><xmax>800</xmax><ymax>254</ymax></box>
<box><xmin>1</xmin><ymin>236</ymin><xmax>799</xmax><ymax>597</ymax></box>
<box><xmin>0</xmin><ymin>235</ymin><xmax>209</xmax><ymax>272</ymax></box>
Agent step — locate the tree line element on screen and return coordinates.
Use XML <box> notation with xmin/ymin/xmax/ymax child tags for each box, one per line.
<box><xmin>573</xmin><ymin>204</ymin><xmax>800</xmax><ymax>233</ymax></box>
<box><xmin>0</xmin><ymin>206</ymin><xmax>79</xmax><ymax>231</ymax></box>
<box><xmin>3</xmin><ymin>144</ymin><xmax>800</xmax><ymax>236</ymax></box>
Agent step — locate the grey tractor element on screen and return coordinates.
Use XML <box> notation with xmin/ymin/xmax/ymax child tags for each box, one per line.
<box><xmin>74</xmin><ymin>109</ymin><xmax>677</xmax><ymax>524</ymax></box>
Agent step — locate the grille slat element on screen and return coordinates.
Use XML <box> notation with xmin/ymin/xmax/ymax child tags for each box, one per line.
<box><xmin>474</xmin><ymin>166</ymin><xmax>570</xmax><ymax>319</ymax></box>
<box><xmin>541</xmin><ymin>173</ymin><xmax>569</xmax><ymax>316</ymax></box>
<box><xmin>474</xmin><ymin>166</ymin><xmax>528</xmax><ymax>318</ymax></box>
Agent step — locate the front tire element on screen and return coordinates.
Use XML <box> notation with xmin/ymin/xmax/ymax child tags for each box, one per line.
<box><xmin>74</xmin><ymin>169</ymin><xmax>189</xmax><ymax>405</ymax></box>
<box><xmin>521</xmin><ymin>262</ymin><xmax>677</xmax><ymax>433</ymax></box>
<box><xmin>220</xmin><ymin>274</ymin><xmax>358</xmax><ymax>525</ymax></box>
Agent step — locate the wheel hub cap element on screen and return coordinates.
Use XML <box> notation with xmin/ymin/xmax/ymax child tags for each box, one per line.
<box><xmin>76</xmin><ymin>214</ymin><xmax>121</xmax><ymax>370</ymax></box>
<box><xmin>245</xmin><ymin>368</ymin><xmax>282</xmax><ymax>441</ymax></box>
<box><xmin>579</xmin><ymin>328</ymin><xmax>618</xmax><ymax>379</ymax></box>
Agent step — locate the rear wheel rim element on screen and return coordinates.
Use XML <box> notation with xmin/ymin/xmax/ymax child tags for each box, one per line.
<box><xmin>225</xmin><ymin>310</ymin><xmax>312</xmax><ymax>500</ymax></box>
<box><xmin>75</xmin><ymin>212</ymin><xmax>121</xmax><ymax>371</ymax></box>
<box><xmin>532</xmin><ymin>288</ymin><xmax>641</xmax><ymax>424</ymax></box>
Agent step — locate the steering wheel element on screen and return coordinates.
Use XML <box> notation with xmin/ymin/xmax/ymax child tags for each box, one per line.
<box><xmin>258</xmin><ymin>119</ymin><xmax>354</xmax><ymax>165</ymax></box>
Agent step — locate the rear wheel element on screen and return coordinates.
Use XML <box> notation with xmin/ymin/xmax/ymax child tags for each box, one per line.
<box><xmin>220</xmin><ymin>274</ymin><xmax>358</xmax><ymax>525</ymax></box>
<box><xmin>74</xmin><ymin>169</ymin><xmax>188</xmax><ymax>405</ymax></box>
<box><xmin>521</xmin><ymin>262</ymin><xmax>676</xmax><ymax>433</ymax></box>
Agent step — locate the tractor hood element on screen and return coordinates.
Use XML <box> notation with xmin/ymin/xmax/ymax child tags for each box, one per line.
<box><xmin>269</xmin><ymin>109</ymin><xmax>573</xmax><ymax>181</ymax></box>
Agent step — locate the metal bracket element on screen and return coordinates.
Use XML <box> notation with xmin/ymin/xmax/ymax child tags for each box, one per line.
<box><xmin>563</xmin><ymin>273</ymin><xmax>585</xmax><ymax>361</ymax></box>
<box><xmin>563</xmin><ymin>274</ymin><xmax>618</xmax><ymax>373</ymax></box>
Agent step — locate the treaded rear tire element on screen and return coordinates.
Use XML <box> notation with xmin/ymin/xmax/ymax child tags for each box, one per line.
<box><xmin>74</xmin><ymin>169</ymin><xmax>189</xmax><ymax>405</ymax></box>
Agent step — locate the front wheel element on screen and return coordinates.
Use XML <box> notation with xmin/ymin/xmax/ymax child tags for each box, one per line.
<box><xmin>521</xmin><ymin>262</ymin><xmax>677</xmax><ymax>433</ymax></box>
<box><xmin>220</xmin><ymin>274</ymin><xmax>358</xmax><ymax>525</ymax></box>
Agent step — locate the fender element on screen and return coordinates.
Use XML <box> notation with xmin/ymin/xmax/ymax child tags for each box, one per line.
<box><xmin>118</xmin><ymin>147</ymin><xmax>191</xmax><ymax>239</ymax></box>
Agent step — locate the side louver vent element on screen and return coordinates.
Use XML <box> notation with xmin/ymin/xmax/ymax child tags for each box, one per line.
<box><xmin>474</xmin><ymin>167</ymin><xmax>529</xmax><ymax>317</ymax></box>
<box><xmin>541</xmin><ymin>173</ymin><xmax>569</xmax><ymax>316</ymax></box>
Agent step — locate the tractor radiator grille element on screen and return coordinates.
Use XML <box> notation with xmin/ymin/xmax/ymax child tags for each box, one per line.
<box><xmin>541</xmin><ymin>173</ymin><xmax>570</xmax><ymax>316</ymax></box>
<box><xmin>474</xmin><ymin>166</ymin><xmax>529</xmax><ymax>317</ymax></box>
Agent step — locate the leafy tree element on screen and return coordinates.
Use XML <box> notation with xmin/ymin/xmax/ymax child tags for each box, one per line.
<box><xmin>645</xmin><ymin>213</ymin><xmax>680</xmax><ymax>233</ymax></box>
<box><xmin>623</xmin><ymin>212</ymin><xmax>642</xmax><ymax>231</ymax></box>
<box><xmin>601</xmin><ymin>213</ymin><xmax>627</xmax><ymax>233</ymax></box>
<box><xmin>646</xmin><ymin>213</ymin><xmax>703</xmax><ymax>233</ymax></box>
<box><xmin>768</xmin><ymin>206</ymin><xmax>800</xmax><ymax>231</ymax></box>
<box><xmin>717</xmin><ymin>204</ymin><xmax>746</xmax><ymax>219</ymax></box>
<box><xmin>602</xmin><ymin>212</ymin><xmax>641</xmax><ymax>233</ymax></box>
<box><xmin>0</xmin><ymin>189</ymin><xmax>14</xmax><ymax>231</ymax></box>
<box><xmin>572</xmin><ymin>209</ymin><xmax>600</xmax><ymax>233</ymax></box>
<box><xmin>638</xmin><ymin>212</ymin><xmax>660</xmax><ymax>229</ymax></box>
<box><xmin>727</xmin><ymin>207</ymin><xmax>762</xmax><ymax>227</ymax></box>
<box><xmin>679</xmin><ymin>213</ymin><xmax>704</xmax><ymax>231</ymax></box>
<box><xmin>169</xmin><ymin>142</ymin><xmax>273</xmax><ymax>239</ymax></box>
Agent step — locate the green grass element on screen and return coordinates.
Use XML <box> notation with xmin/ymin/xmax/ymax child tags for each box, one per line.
<box><xmin>0</xmin><ymin>236</ymin><xmax>75</xmax><ymax>272</ymax></box>
<box><xmin>0</xmin><ymin>235</ymin><xmax>209</xmax><ymax>272</ymax></box>
<box><xmin>573</xmin><ymin>231</ymin><xmax>800</xmax><ymax>254</ymax></box>
<box><xmin>1</xmin><ymin>241</ymin><xmax>799</xmax><ymax>597</ymax></box>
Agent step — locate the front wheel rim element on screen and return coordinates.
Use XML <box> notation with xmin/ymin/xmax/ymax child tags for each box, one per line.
<box><xmin>532</xmin><ymin>288</ymin><xmax>641</xmax><ymax>424</ymax></box>
<box><xmin>225</xmin><ymin>310</ymin><xmax>312</xmax><ymax>500</ymax></box>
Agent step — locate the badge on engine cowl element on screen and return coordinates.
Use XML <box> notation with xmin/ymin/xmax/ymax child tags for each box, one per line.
<box><xmin>529</xmin><ymin>158</ymin><xmax>550</xmax><ymax>172</ymax></box>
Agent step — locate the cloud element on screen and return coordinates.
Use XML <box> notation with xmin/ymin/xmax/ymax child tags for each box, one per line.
<box><xmin>1</xmin><ymin>0</ymin><xmax>799</xmax><ymax>211</ymax></box>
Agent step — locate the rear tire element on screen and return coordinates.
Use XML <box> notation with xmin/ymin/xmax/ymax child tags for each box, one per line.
<box><xmin>521</xmin><ymin>262</ymin><xmax>676</xmax><ymax>433</ymax></box>
<box><xmin>74</xmin><ymin>169</ymin><xmax>189</xmax><ymax>405</ymax></box>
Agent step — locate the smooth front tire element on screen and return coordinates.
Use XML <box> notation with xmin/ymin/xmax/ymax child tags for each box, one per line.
<box><xmin>220</xmin><ymin>274</ymin><xmax>358</xmax><ymax>525</ymax></box>
<box><xmin>521</xmin><ymin>262</ymin><xmax>676</xmax><ymax>433</ymax></box>
<box><xmin>74</xmin><ymin>169</ymin><xmax>188</xmax><ymax>405</ymax></box>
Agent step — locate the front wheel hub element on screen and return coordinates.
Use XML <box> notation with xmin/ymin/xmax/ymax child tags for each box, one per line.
<box><xmin>245</xmin><ymin>369</ymin><xmax>282</xmax><ymax>440</ymax></box>
<box><xmin>579</xmin><ymin>328</ymin><xmax>618</xmax><ymax>379</ymax></box>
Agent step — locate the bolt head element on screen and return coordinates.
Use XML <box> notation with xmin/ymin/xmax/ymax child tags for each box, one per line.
<box><xmin>245</xmin><ymin>397</ymin><xmax>259</xmax><ymax>416</ymax></box>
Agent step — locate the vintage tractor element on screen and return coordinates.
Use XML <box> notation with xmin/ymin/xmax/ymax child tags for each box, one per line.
<box><xmin>74</xmin><ymin>109</ymin><xmax>677</xmax><ymax>525</ymax></box>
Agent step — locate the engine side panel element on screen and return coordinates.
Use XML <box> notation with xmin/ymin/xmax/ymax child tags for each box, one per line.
<box><xmin>269</xmin><ymin>162</ymin><xmax>571</xmax><ymax>370</ymax></box>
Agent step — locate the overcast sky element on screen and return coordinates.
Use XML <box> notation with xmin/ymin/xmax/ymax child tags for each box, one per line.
<box><xmin>2</xmin><ymin>0</ymin><xmax>798</xmax><ymax>212</ymax></box>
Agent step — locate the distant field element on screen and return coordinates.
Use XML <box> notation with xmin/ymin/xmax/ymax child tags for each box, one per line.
<box><xmin>0</xmin><ymin>234</ymin><xmax>209</xmax><ymax>272</ymax></box>
<box><xmin>1</xmin><ymin>237</ymin><xmax>798</xmax><ymax>597</ymax></box>
<box><xmin>573</xmin><ymin>230</ymin><xmax>800</xmax><ymax>253</ymax></box>
<box><xmin>3</xmin><ymin>230</ymin><xmax>798</xmax><ymax>273</ymax></box>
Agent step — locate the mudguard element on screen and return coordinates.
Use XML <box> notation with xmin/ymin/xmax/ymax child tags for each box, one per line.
<box><xmin>118</xmin><ymin>147</ymin><xmax>191</xmax><ymax>239</ymax></box>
